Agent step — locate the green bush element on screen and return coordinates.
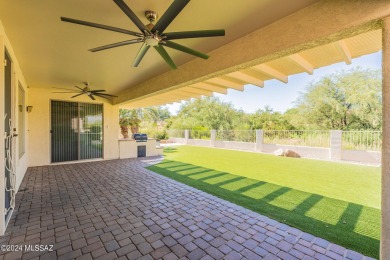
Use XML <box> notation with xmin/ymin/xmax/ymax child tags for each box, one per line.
<box><xmin>143</xmin><ymin>129</ymin><xmax>169</xmax><ymax>140</ymax></box>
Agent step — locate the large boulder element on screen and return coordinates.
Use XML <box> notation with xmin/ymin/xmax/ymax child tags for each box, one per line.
<box><xmin>274</xmin><ymin>148</ymin><xmax>285</xmax><ymax>156</ymax></box>
<box><xmin>284</xmin><ymin>149</ymin><xmax>301</xmax><ymax>158</ymax></box>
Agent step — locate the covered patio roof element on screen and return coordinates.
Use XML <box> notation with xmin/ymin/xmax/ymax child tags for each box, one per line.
<box><xmin>0</xmin><ymin>0</ymin><xmax>319</xmax><ymax>94</ymax></box>
<box><xmin>122</xmin><ymin>29</ymin><xmax>382</xmax><ymax>108</ymax></box>
<box><xmin>0</xmin><ymin>1</ymin><xmax>387</xmax><ymax>109</ymax></box>
<box><xmin>112</xmin><ymin>0</ymin><xmax>388</xmax><ymax>108</ymax></box>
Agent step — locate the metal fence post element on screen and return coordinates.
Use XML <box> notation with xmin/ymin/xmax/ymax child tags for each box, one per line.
<box><xmin>255</xmin><ymin>130</ymin><xmax>264</xmax><ymax>152</ymax></box>
<box><xmin>330</xmin><ymin>130</ymin><xmax>342</xmax><ymax>160</ymax></box>
<box><xmin>211</xmin><ymin>130</ymin><xmax>216</xmax><ymax>147</ymax></box>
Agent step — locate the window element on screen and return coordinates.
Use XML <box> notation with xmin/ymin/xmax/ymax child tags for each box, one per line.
<box><xmin>18</xmin><ymin>83</ymin><xmax>25</xmax><ymax>158</ymax></box>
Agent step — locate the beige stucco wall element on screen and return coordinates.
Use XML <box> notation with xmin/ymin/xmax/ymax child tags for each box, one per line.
<box><xmin>0</xmin><ymin>20</ymin><xmax>29</xmax><ymax>234</ymax></box>
<box><xmin>1</xmin><ymin>18</ymin><xmax>121</xmax><ymax>234</ymax></box>
<box><xmin>15</xmin><ymin>86</ymin><xmax>28</xmax><ymax>190</ymax></box>
<box><xmin>28</xmin><ymin>88</ymin><xmax>119</xmax><ymax>167</ymax></box>
<box><xmin>382</xmin><ymin>16</ymin><xmax>390</xmax><ymax>260</ymax></box>
<box><xmin>0</xmin><ymin>29</ymin><xmax>4</xmax><ymax>237</ymax></box>
<box><xmin>115</xmin><ymin>0</ymin><xmax>390</xmax><ymax>105</ymax></box>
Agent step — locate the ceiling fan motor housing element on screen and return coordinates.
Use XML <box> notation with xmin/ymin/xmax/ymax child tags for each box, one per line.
<box><xmin>145</xmin><ymin>35</ymin><xmax>161</xmax><ymax>46</ymax></box>
<box><xmin>144</xmin><ymin>11</ymin><xmax>160</xmax><ymax>46</ymax></box>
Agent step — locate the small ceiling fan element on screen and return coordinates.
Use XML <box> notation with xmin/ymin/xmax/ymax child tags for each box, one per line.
<box><xmin>53</xmin><ymin>82</ymin><xmax>118</xmax><ymax>100</ymax></box>
<box><xmin>61</xmin><ymin>0</ymin><xmax>225</xmax><ymax>69</ymax></box>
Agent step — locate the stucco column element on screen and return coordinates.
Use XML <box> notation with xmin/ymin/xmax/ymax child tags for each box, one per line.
<box><xmin>330</xmin><ymin>130</ymin><xmax>342</xmax><ymax>160</ymax></box>
<box><xmin>184</xmin><ymin>130</ymin><xmax>189</xmax><ymax>145</ymax></box>
<box><xmin>255</xmin><ymin>130</ymin><xmax>264</xmax><ymax>152</ymax></box>
<box><xmin>381</xmin><ymin>17</ymin><xmax>390</xmax><ymax>260</ymax></box>
<box><xmin>210</xmin><ymin>130</ymin><xmax>216</xmax><ymax>147</ymax></box>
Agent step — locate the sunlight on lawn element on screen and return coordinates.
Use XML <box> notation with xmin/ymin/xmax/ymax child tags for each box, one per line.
<box><xmin>354</xmin><ymin>207</ymin><xmax>381</xmax><ymax>238</ymax></box>
<box><xmin>305</xmin><ymin>198</ymin><xmax>348</xmax><ymax>225</ymax></box>
<box><xmin>189</xmin><ymin>170</ymin><xmax>224</xmax><ymax>180</ymax></box>
<box><xmin>162</xmin><ymin>146</ymin><xmax>381</xmax><ymax>209</ymax></box>
<box><xmin>203</xmin><ymin>174</ymin><xmax>239</xmax><ymax>185</ymax></box>
<box><xmin>220</xmin><ymin>178</ymin><xmax>259</xmax><ymax>191</ymax></box>
<box><xmin>148</xmin><ymin>146</ymin><xmax>381</xmax><ymax>257</ymax></box>
<box><xmin>269</xmin><ymin>189</ymin><xmax>311</xmax><ymax>211</ymax></box>
<box><xmin>153</xmin><ymin>153</ymin><xmax>381</xmax><ymax>240</ymax></box>
<box><xmin>241</xmin><ymin>183</ymin><xmax>281</xmax><ymax>200</ymax></box>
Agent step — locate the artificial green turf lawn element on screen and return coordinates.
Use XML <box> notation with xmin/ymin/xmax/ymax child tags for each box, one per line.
<box><xmin>147</xmin><ymin>145</ymin><xmax>381</xmax><ymax>258</ymax></box>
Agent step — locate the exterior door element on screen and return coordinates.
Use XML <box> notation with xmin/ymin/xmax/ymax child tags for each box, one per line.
<box><xmin>4</xmin><ymin>50</ymin><xmax>13</xmax><ymax>221</ymax></box>
<box><xmin>51</xmin><ymin>101</ymin><xmax>103</xmax><ymax>163</ymax></box>
<box><xmin>51</xmin><ymin>101</ymin><xmax>79</xmax><ymax>162</ymax></box>
<box><xmin>79</xmin><ymin>102</ymin><xmax>103</xmax><ymax>160</ymax></box>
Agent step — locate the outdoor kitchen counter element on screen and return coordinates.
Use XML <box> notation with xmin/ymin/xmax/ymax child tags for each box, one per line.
<box><xmin>118</xmin><ymin>138</ymin><xmax>163</xmax><ymax>159</ymax></box>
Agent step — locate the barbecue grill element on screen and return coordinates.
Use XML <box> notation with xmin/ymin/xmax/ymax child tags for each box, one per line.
<box><xmin>133</xmin><ymin>133</ymin><xmax>147</xmax><ymax>142</ymax></box>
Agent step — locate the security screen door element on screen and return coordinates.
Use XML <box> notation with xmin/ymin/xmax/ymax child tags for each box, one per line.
<box><xmin>51</xmin><ymin>101</ymin><xmax>103</xmax><ymax>163</ymax></box>
<box><xmin>4</xmin><ymin>50</ymin><xmax>12</xmax><ymax>222</ymax></box>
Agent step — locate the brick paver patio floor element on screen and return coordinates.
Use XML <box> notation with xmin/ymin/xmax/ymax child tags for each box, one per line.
<box><xmin>0</xmin><ymin>158</ymin><xmax>374</xmax><ymax>260</ymax></box>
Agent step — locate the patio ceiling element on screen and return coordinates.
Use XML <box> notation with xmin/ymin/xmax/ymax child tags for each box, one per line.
<box><xmin>0</xmin><ymin>0</ymin><xmax>319</xmax><ymax>94</ymax></box>
<box><xmin>121</xmin><ymin>29</ymin><xmax>382</xmax><ymax>109</ymax></box>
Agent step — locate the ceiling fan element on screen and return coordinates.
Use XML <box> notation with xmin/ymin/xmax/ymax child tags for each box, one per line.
<box><xmin>61</xmin><ymin>0</ymin><xmax>225</xmax><ymax>69</ymax></box>
<box><xmin>53</xmin><ymin>82</ymin><xmax>118</xmax><ymax>100</ymax></box>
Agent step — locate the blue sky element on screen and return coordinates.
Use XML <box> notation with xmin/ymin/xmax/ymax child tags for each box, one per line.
<box><xmin>165</xmin><ymin>51</ymin><xmax>382</xmax><ymax>115</ymax></box>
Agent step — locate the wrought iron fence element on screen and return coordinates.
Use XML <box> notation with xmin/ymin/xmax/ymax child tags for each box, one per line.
<box><xmin>167</xmin><ymin>129</ymin><xmax>383</xmax><ymax>151</ymax></box>
<box><xmin>263</xmin><ymin>130</ymin><xmax>330</xmax><ymax>148</ymax></box>
<box><xmin>216</xmin><ymin>130</ymin><xmax>256</xmax><ymax>143</ymax></box>
<box><xmin>167</xmin><ymin>129</ymin><xmax>185</xmax><ymax>138</ymax></box>
<box><xmin>342</xmin><ymin>131</ymin><xmax>382</xmax><ymax>151</ymax></box>
<box><xmin>189</xmin><ymin>130</ymin><xmax>211</xmax><ymax>139</ymax></box>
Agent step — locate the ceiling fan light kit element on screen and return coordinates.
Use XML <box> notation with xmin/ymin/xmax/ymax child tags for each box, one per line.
<box><xmin>61</xmin><ymin>0</ymin><xmax>225</xmax><ymax>69</ymax></box>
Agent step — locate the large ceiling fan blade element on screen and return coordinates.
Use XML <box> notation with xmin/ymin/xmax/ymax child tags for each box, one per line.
<box><xmin>90</xmin><ymin>90</ymin><xmax>106</xmax><ymax>93</ymax></box>
<box><xmin>94</xmin><ymin>93</ymin><xmax>118</xmax><ymax>99</ymax></box>
<box><xmin>71</xmin><ymin>93</ymin><xmax>84</xmax><ymax>98</ymax></box>
<box><xmin>94</xmin><ymin>94</ymin><xmax>116</xmax><ymax>100</ymax></box>
<box><xmin>52</xmin><ymin>91</ymin><xmax>81</xmax><ymax>93</ymax></box>
<box><xmin>163</xmin><ymin>30</ymin><xmax>225</xmax><ymax>40</ymax></box>
<box><xmin>53</xmin><ymin>87</ymin><xmax>76</xmax><ymax>91</ymax></box>
<box><xmin>152</xmin><ymin>0</ymin><xmax>190</xmax><ymax>33</ymax></box>
<box><xmin>93</xmin><ymin>94</ymin><xmax>111</xmax><ymax>100</ymax></box>
<box><xmin>89</xmin><ymin>39</ymin><xmax>143</xmax><ymax>52</ymax></box>
<box><xmin>88</xmin><ymin>94</ymin><xmax>96</xmax><ymax>100</ymax></box>
<box><xmin>113</xmin><ymin>0</ymin><xmax>150</xmax><ymax>33</ymax></box>
<box><xmin>94</xmin><ymin>93</ymin><xmax>118</xmax><ymax>97</ymax></box>
<box><xmin>133</xmin><ymin>44</ymin><xmax>150</xmax><ymax>67</ymax></box>
<box><xmin>61</xmin><ymin>17</ymin><xmax>142</xmax><ymax>37</ymax></box>
<box><xmin>74</xmin><ymin>85</ymin><xmax>85</xmax><ymax>91</ymax></box>
<box><xmin>154</xmin><ymin>45</ymin><xmax>177</xmax><ymax>69</ymax></box>
<box><xmin>162</xmin><ymin>41</ymin><xmax>209</xmax><ymax>59</ymax></box>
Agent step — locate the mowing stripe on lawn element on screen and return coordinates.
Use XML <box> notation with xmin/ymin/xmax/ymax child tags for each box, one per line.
<box><xmin>159</xmin><ymin>146</ymin><xmax>380</xmax><ymax>209</ymax></box>
<box><xmin>147</xmin><ymin>146</ymin><xmax>380</xmax><ymax>258</ymax></box>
